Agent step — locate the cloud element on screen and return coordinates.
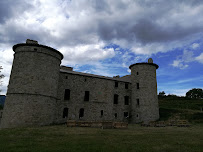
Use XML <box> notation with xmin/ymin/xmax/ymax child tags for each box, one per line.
<box><xmin>1</xmin><ymin>0</ymin><xmax>203</xmax><ymax>94</ymax></box>
<box><xmin>195</xmin><ymin>53</ymin><xmax>203</xmax><ymax>63</ymax></box>
<box><xmin>191</xmin><ymin>43</ymin><xmax>200</xmax><ymax>49</ymax></box>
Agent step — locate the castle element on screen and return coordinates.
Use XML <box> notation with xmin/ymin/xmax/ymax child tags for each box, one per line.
<box><xmin>0</xmin><ymin>40</ymin><xmax>159</xmax><ymax>128</ymax></box>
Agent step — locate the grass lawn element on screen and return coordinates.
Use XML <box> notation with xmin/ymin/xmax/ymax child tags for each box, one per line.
<box><xmin>0</xmin><ymin>124</ymin><xmax>202</xmax><ymax>152</ymax></box>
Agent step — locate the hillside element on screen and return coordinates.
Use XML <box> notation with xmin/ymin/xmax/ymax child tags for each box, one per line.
<box><xmin>158</xmin><ymin>96</ymin><xmax>203</xmax><ymax>123</ymax></box>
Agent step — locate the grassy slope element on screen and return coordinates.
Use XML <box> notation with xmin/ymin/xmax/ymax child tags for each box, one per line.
<box><xmin>0</xmin><ymin>97</ymin><xmax>202</xmax><ymax>152</ymax></box>
<box><xmin>159</xmin><ymin>96</ymin><xmax>203</xmax><ymax>123</ymax></box>
<box><xmin>0</xmin><ymin>124</ymin><xmax>203</xmax><ymax>152</ymax></box>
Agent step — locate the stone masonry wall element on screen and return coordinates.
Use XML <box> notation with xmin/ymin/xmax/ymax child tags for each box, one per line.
<box><xmin>55</xmin><ymin>72</ymin><xmax>132</xmax><ymax>124</ymax></box>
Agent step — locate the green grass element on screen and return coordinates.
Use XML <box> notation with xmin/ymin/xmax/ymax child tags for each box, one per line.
<box><xmin>0</xmin><ymin>124</ymin><xmax>203</xmax><ymax>152</ymax></box>
<box><xmin>159</xmin><ymin>96</ymin><xmax>203</xmax><ymax>123</ymax></box>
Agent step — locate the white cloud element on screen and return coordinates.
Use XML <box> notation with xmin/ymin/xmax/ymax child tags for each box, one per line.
<box><xmin>191</xmin><ymin>43</ymin><xmax>200</xmax><ymax>49</ymax></box>
<box><xmin>195</xmin><ymin>53</ymin><xmax>203</xmax><ymax>63</ymax></box>
<box><xmin>170</xmin><ymin>49</ymin><xmax>203</xmax><ymax>69</ymax></box>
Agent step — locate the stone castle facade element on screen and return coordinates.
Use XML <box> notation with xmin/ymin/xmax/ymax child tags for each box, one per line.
<box><xmin>0</xmin><ymin>40</ymin><xmax>159</xmax><ymax>128</ymax></box>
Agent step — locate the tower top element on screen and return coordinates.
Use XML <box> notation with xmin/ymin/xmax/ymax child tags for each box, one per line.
<box><xmin>129</xmin><ymin>58</ymin><xmax>159</xmax><ymax>69</ymax></box>
<box><xmin>148</xmin><ymin>58</ymin><xmax>153</xmax><ymax>63</ymax></box>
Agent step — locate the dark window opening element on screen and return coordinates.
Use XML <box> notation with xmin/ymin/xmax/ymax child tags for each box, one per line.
<box><xmin>63</xmin><ymin>108</ymin><xmax>68</xmax><ymax>118</ymax></box>
<box><xmin>79</xmin><ymin>108</ymin><xmax>84</xmax><ymax>118</ymax></box>
<box><xmin>114</xmin><ymin>94</ymin><xmax>118</xmax><ymax>104</ymax></box>
<box><xmin>137</xmin><ymin>72</ymin><xmax>139</xmax><ymax>75</ymax></box>
<box><xmin>101</xmin><ymin>110</ymin><xmax>103</xmax><ymax>117</ymax></box>
<box><xmin>137</xmin><ymin>99</ymin><xmax>140</xmax><ymax>105</ymax></box>
<box><xmin>84</xmin><ymin>91</ymin><xmax>89</xmax><ymax>101</ymax></box>
<box><xmin>124</xmin><ymin>112</ymin><xmax>129</xmax><ymax>118</ymax></box>
<box><xmin>115</xmin><ymin>81</ymin><xmax>118</xmax><ymax>87</ymax></box>
<box><xmin>124</xmin><ymin>96</ymin><xmax>129</xmax><ymax>105</ymax></box>
<box><xmin>137</xmin><ymin>114</ymin><xmax>139</xmax><ymax>118</ymax></box>
<box><xmin>64</xmin><ymin>89</ymin><xmax>70</xmax><ymax>100</ymax></box>
<box><xmin>0</xmin><ymin>112</ymin><xmax>2</xmax><ymax>118</ymax></box>
<box><xmin>137</xmin><ymin>83</ymin><xmax>139</xmax><ymax>89</ymax></box>
<box><xmin>125</xmin><ymin>83</ymin><xmax>128</xmax><ymax>89</ymax></box>
<box><xmin>84</xmin><ymin>78</ymin><xmax>87</xmax><ymax>82</ymax></box>
<box><xmin>114</xmin><ymin>113</ymin><xmax>117</xmax><ymax>119</ymax></box>
<box><xmin>34</xmin><ymin>48</ymin><xmax>37</xmax><ymax>51</ymax></box>
<box><xmin>65</xmin><ymin>76</ymin><xmax>68</xmax><ymax>79</ymax></box>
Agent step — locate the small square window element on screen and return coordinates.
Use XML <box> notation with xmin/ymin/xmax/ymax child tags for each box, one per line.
<box><xmin>114</xmin><ymin>113</ymin><xmax>117</xmax><ymax>119</ymax></box>
<box><xmin>137</xmin><ymin>72</ymin><xmax>139</xmax><ymax>75</ymax></box>
<box><xmin>137</xmin><ymin>83</ymin><xmax>139</xmax><ymax>89</ymax></box>
<box><xmin>34</xmin><ymin>48</ymin><xmax>37</xmax><ymax>51</ymax></box>
<box><xmin>115</xmin><ymin>81</ymin><xmax>118</xmax><ymax>87</ymax></box>
<box><xmin>125</xmin><ymin>83</ymin><xmax>128</xmax><ymax>89</ymax></box>
<box><xmin>124</xmin><ymin>112</ymin><xmax>129</xmax><ymax>118</ymax></box>
<box><xmin>124</xmin><ymin>96</ymin><xmax>129</xmax><ymax>105</ymax></box>
<box><xmin>114</xmin><ymin>94</ymin><xmax>118</xmax><ymax>104</ymax></box>
<box><xmin>137</xmin><ymin>99</ymin><xmax>139</xmax><ymax>105</ymax></box>
<box><xmin>84</xmin><ymin>91</ymin><xmax>89</xmax><ymax>101</ymax></box>
<box><xmin>101</xmin><ymin>110</ymin><xmax>103</xmax><ymax>117</ymax></box>
<box><xmin>64</xmin><ymin>89</ymin><xmax>70</xmax><ymax>100</ymax></box>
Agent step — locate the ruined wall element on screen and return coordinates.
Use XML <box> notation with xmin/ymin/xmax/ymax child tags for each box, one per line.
<box><xmin>55</xmin><ymin>72</ymin><xmax>131</xmax><ymax>124</ymax></box>
<box><xmin>0</xmin><ymin>42</ymin><xmax>63</xmax><ymax>128</ymax></box>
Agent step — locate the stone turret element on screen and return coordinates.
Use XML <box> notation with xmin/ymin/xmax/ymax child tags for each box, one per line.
<box><xmin>129</xmin><ymin>58</ymin><xmax>159</xmax><ymax>123</ymax></box>
<box><xmin>0</xmin><ymin>40</ymin><xmax>63</xmax><ymax>128</ymax></box>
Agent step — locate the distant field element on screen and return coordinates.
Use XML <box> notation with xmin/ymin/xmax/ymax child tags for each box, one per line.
<box><xmin>0</xmin><ymin>124</ymin><xmax>202</xmax><ymax>152</ymax></box>
<box><xmin>159</xmin><ymin>96</ymin><xmax>203</xmax><ymax>123</ymax></box>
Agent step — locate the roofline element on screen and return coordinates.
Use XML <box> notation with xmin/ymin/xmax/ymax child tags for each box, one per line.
<box><xmin>60</xmin><ymin>69</ymin><xmax>131</xmax><ymax>83</ymax></box>
<box><xmin>129</xmin><ymin>62</ymin><xmax>159</xmax><ymax>69</ymax></box>
<box><xmin>13</xmin><ymin>43</ymin><xmax>64</xmax><ymax>60</ymax></box>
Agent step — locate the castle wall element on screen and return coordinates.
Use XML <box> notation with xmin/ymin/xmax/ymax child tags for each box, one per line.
<box><xmin>130</xmin><ymin>63</ymin><xmax>159</xmax><ymax>123</ymax></box>
<box><xmin>55</xmin><ymin>72</ymin><xmax>132</xmax><ymax>124</ymax></box>
<box><xmin>1</xmin><ymin>42</ymin><xmax>63</xmax><ymax>128</ymax></box>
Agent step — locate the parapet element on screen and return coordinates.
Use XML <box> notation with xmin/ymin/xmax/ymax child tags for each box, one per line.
<box><xmin>13</xmin><ymin>39</ymin><xmax>64</xmax><ymax>60</ymax></box>
<box><xmin>129</xmin><ymin>58</ymin><xmax>159</xmax><ymax>69</ymax></box>
<box><xmin>60</xmin><ymin>66</ymin><xmax>73</xmax><ymax>71</ymax></box>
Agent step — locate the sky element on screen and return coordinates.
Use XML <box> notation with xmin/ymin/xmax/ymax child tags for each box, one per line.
<box><xmin>0</xmin><ymin>0</ymin><xmax>203</xmax><ymax>96</ymax></box>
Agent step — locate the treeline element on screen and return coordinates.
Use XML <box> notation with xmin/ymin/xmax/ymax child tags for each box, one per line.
<box><xmin>158</xmin><ymin>88</ymin><xmax>203</xmax><ymax>99</ymax></box>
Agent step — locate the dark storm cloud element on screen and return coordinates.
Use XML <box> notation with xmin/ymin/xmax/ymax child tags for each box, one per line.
<box><xmin>0</xmin><ymin>1</ymin><xmax>33</xmax><ymax>23</ymax></box>
<box><xmin>95</xmin><ymin>0</ymin><xmax>203</xmax><ymax>45</ymax></box>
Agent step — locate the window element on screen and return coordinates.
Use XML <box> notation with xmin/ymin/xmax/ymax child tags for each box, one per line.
<box><xmin>137</xmin><ymin>72</ymin><xmax>139</xmax><ymax>75</ymax></box>
<box><xmin>34</xmin><ymin>48</ymin><xmax>37</xmax><ymax>51</ymax></box>
<box><xmin>101</xmin><ymin>110</ymin><xmax>103</xmax><ymax>117</ymax></box>
<box><xmin>65</xmin><ymin>76</ymin><xmax>68</xmax><ymax>79</ymax></box>
<box><xmin>124</xmin><ymin>112</ymin><xmax>129</xmax><ymax>118</ymax></box>
<box><xmin>137</xmin><ymin>114</ymin><xmax>139</xmax><ymax>118</ymax></box>
<box><xmin>114</xmin><ymin>113</ymin><xmax>117</xmax><ymax>119</ymax></box>
<box><xmin>124</xmin><ymin>96</ymin><xmax>129</xmax><ymax>105</ymax></box>
<box><xmin>137</xmin><ymin>99</ymin><xmax>140</xmax><ymax>105</ymax></box>
<box><xmin>64</xmin><ymin>89</ymin><xmax>70</xmax><ymax>100</ymax></box>
<box><xmin>63</xmin><ymin>108</ymin><xmax>68</xmax><ymax>118</ymax></box>
<box><xmin>137</xmin><ymin>83</ymin><xmax>139</xmax><ymax>89</ymax></box>
<box><xmin>125</xmin><ymin>83</ymin><xmax>128</xmax><ymax>89</ymax></box>
<box><xmin>79</xmin><ymin>108</ymin><xmax>84</xmax><ymax>118</ymax></box>
<box><xmin>84</xmin><ymin>78</ymin><xmax>87</xmax><ymax>82</ymax></box>
<box><xmin>84</xmin><ymin>91</ymin><xmax>89</xmax><ymax>101</ymax></box>
<box><xmin>114</xmin><ymin>94</ymin><xmax>118</xmax><ymax>104</ymax></box>
<box><xmin>115</xmin><ymin>81</ymin><xmax>118</xmax><ymax>88</ymax></box>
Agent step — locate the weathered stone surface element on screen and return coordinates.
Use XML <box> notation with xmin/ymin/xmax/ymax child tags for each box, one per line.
<box><xmin>0</xmin><ymin>40</ymin><xmax>159</xmax><ymax>128</ymax></box>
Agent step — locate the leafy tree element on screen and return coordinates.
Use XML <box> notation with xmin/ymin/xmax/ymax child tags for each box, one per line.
<box><xmin>0</xmin><ymin>66</ymin><xmax>5</xmax><ymax>93</ymax></box>
<box><xmin>186</xmin><ymin>88</ymin><xmax>203</xmax><ymax>99</ymax></box>
<box><xmin>159</xmin><ymin>91</ymin><xmax>165</xmax><ymax>96</ymax></box>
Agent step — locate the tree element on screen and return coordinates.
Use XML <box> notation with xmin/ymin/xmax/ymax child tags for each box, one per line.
<box><xmin>186</xmin><ymin>88</ymin><xmax>203</xmax><ymax>99</ymax></box>
<box><xmin>0</xmin><ymin>66</ymin><xmax>5</xmax><ymax>93</ymax></box>
<box><xmin>159</xmin><ymin>91</ymin><xmax>165</xmax><ymax>96</ymax></box>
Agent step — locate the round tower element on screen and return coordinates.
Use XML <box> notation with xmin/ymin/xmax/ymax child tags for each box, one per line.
<box><xmin>1</xmin><ymin>39</ymin><xmax>63</xmax><ymax>128</ymax></box>
<box><xmin>129</xmin><ymin>58</ymin><xmax>159</xmax><ymax>123</ymax></box>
